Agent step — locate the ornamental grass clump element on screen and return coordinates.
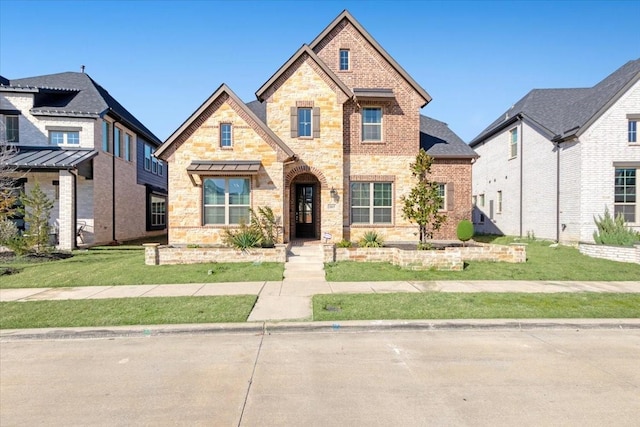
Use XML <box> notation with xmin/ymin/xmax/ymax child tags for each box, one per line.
<box><xmin>593</xmin><ymin>208</ymin><xmax>640</xmax><ymax>247</ymax></box>
<box><xmin>358</xmin><ymin>231</ymin><xmax>384</xmax><ymax>248</ymax></box>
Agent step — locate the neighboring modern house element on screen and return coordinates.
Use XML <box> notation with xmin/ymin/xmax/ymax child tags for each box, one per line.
<box><xmin>0</xmin><ymin>71</ymin><xmax>168</xmax><ymax>250</ymax></box>
<box><xmin>155</xmin><ymin>10</ymin><xmax>476</xmax><ymax>246</ymax></box>
<box><xmin>470</xmin><ymin>59</ymin><xmax>640</xmax><ymax>243</ymax></box>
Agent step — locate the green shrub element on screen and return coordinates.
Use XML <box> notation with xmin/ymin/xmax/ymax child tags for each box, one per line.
<box><xmin>0</xmin><ymin>219</ymin><xmax>18</xmax><ymax>245</ymax></box>
<box><xmin>593</xmin><ymin>208</ymin><xmax>640</xmax><ymax>246</ymax></box>
<box><xmin>358</xmin><ymin>231</ymin><xmax>384</xmax><ymax>248</ymax></box>
<box><xmin>336</xmin><ymin>239</ymin><xmax>352</xmax><ymax>248</ymax></box>
<box><xmin>417</xmin><ymin>242</ymin><xmax>432</xmax><ymax>250</ymax></box>
<box><xmin>456</xmin><ymin>219</ymin><xmax>474</xmax><ymax>243</ymax></box>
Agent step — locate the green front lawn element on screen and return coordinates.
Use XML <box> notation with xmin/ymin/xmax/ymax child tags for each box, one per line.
<box><xmin>325</xmin><ymin>237</ymin><xmax>640</xmax><ymax>281</ymax></box>
<box><xmin>0</xmin><ymin>295</ymin><xmax>257</xmax><ymax>329</ymax></box>
<box><xmin>313</xmin><ymin>293</ymin><xmax>640</xmax><ymax>321</ymax></box>
<box><xmin>0</xmin><ymin>248</ymin><xmax>283</xmax><ymax>288</ymax></box>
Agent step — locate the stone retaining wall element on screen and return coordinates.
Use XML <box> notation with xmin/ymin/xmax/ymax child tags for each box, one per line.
<box><xmin>578</xmin><ymin>243</ymin><xmax>640</xmax><ymax>264</ymax></box>
<box><xmin>144</xmin><ymin>243</ymin><xmax>288</xmax><ymax>265</ymax></box>
<box><xmin>329</xmin><ymin>243</ymin><xmax>526</xmax><ymax>271</ymax></box>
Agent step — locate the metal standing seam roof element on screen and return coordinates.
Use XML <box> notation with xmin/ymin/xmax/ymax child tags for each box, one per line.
<box><xmin>5</xmin><ymin>147</ymin><xmax>98</xmax><ymax>169</ymax></box>
<box><xmin>353</xmin><ymin>88</ymin><xmax>395</xmax><ymax>100</ymax></box>
<box><xmin>187</xmin><ymin>160</ymin><xmax>261</xmax><ymax>175</ymax></box>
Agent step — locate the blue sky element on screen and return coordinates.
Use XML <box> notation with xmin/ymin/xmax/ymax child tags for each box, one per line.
<box><xmin>1</xmin><ymin>0</ymin><xmax>638</xmax><ymax>142</ymax></box>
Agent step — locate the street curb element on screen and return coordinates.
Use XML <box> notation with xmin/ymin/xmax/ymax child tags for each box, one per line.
<box><xmin>2</xmin><ymin>319</ymin><xmax>639</xmax><ymax>341</ymax></box>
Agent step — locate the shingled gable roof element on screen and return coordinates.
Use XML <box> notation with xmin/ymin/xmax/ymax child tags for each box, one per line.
<box><xmin>309</xmin><ymin>10</ymin><xmax>432</xmax><ymax>107</ymax></box>
<box><xmin>470</xmin><ymin>59</ymin><xmax>640</xmax><ymax>147</ymax></box>
<box><xmin>420</xmin><ymin>115</ymin><xmax>477</xmax><ymax>159</ymax></box>
<box><xmin>255</xmin><ymin>44</ymin><xmax>353</xmax><ymax>102</ymax></box>
<box><xmin>156</xmin><ymin>83</ymin><xmax>295</xmax><ymax>160</ymax></box>
<box><xmin>2</xmin><ymin>72</ymin><xmax>161</xmax><ymax>145</ymax></box>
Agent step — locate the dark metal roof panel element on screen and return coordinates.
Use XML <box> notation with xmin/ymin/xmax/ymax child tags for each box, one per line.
<box><xmin>6</xmin><ymin>147</ymin><xmax>98</xmax><ymax>169</ymax></box>
<box><xmin>187</xmin><ymin>160</ymin><xmax>261</xmax><ymax>175</ymax></box>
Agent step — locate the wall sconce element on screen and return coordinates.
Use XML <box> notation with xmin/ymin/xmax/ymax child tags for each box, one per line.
<box><xmin>330</xmin><ymin>187</ymin><xmax>338</xmax><ymax>201</ymax></box>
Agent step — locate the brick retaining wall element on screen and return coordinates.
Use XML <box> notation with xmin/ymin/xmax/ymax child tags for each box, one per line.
<box><xmin>578</xmin><ymin>243</ymin><xmax>640</xmax><ymax>264</ymax></box>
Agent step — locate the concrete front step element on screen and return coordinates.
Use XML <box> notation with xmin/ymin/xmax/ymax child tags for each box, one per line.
<box><xmin>286</xmin><ymin>257</ymin><xmax>325</xmax><ymax>264</ymax></box>
<box><xmin>284</xmin><ymin>263</ymin><xmax>324</xmax><ymax>271</ymax></box>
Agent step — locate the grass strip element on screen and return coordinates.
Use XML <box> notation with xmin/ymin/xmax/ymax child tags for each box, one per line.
<box><xmin>313</xmin><ymin>293</ymin><xmax>640</xmax><ymax>321</ymax></box>
<box><xmin>1</xmin><ymin>249</ymin><xmax>283</xmax><ymax>288</ymax></box>
<box><xmin>0</xmin><ymin>295</ymin><xmax>257</xmax><ymax>329</ymax></box>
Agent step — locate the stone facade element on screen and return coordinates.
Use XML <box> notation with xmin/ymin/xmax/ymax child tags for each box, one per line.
<box><xmin>330</xmin><ymin>243</ymin><xmax>526</xmax><ymax>271</ymax></box>
<box><xmin>157</xmin><ymin>11</ymin><xmax>473</xmax><ymax>246</ymax></box>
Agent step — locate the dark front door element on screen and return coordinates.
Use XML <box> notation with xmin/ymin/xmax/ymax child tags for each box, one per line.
<box><xmin>295</xmin><ymin>184</ymin><xmax>315</xmax><ymax>238</ymax></box>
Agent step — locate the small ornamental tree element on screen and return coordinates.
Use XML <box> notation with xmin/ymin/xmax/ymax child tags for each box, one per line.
<box><xmin>401</xmin><ymin>149</ymin><xmax>447</xmax><ymax>248</ymax></box>
<box><xmin>456</xmin><ymin>219</ymin><xmax>474</xmax><ymax>246</ymax></box>
<box><xmin>21</xmin><ymin>182</ymin><xmax>54</xmax><ymax>253</ymax></box>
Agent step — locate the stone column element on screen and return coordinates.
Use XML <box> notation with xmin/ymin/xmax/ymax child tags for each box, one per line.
<box><xmin>58</xmin><ymin>170</ymin><xmax>75</xmax><ymax>251</ymax></box>
<box><xmin>144</xmin><ymin>243</ymin><xmax>160</xmax><ymax>265</ymax></box>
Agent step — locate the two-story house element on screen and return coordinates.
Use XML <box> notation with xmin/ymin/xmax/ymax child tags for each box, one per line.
<box><xmin>155</xmin><ymin>10</ymin><xmax>476</xmax><ymax>246</ymax></box>
<box><xmin>0</xmin><ymin>71</ymin><xmax>168</xmax><ymax>250</ymax></box>
<box><xmin>470</xmin><ymin>59</ymin><xmax>640</xmax><ymax>243</ymax></box>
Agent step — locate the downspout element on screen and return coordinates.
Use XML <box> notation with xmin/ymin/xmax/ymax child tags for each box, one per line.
<box><xmin>111</xmin><ymin>130</ymin><xmax>116</xmax><ymax>243</ymax></box>
<box><xmin>556</xmin><ymin>141</ymin><xmax>560</xmax><ymax>242</ymax></box>
<box><xmin>519</xmin><ymin>120</ymin><xmax>524</xmax><ymax>238</ymax></box>
<box><xmin>72</xmin><ymin>169</ymin><xmax>78</xmax><ymax>249</ymax></box>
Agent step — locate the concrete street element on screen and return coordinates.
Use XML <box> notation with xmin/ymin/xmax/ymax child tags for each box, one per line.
<box><xmin>2</xmin><ymin>327</ymin><xmax>639</xmax><ymax>426</ymax></box>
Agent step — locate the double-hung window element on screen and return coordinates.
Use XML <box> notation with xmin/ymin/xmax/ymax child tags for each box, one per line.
<box><xmin>351</xmin><ymin>182</ymin><xmax>392</xmax><ymax>224</ymax></box>
<box><xmin>614</xmin><ymin>168</ymin><xmax>636</xmax><ymax>223</ymax></box>
<box><xmin>4</xmin><ymin>115</ymin><xmax>19</xmax><ymax>142</ymax></box>
<box><xmin>297</xmin><ymin>108</ymin><xmax>312</xmax><ymax>138</ymax></box>
<box><xmin>362</xmin><ymin>107</ymin><xmax>382</xmax><ymax>141</ymax></box>
<box><xmin>203</xmin><ymin>177</ymin><xmax>250</xmax><ymax>225</ymax></box>
<box><xmin>339</xmin><ymin>49</ymin><xmax>350</xmax><ymax>71</ymax></box>
<box><xmin>220</xmin><ymin>123</ymin><xmax>232</xmax><ymax>147</ymax></box>
<box><xmin>151</xmin><ymin>195</ymin><xmax>166</xmax><ymax>227</ymax></box>
<box><xmin>629</xmin><ymin>120</ymin><xmax>637</xmax><ymax>143</ymax></box>
<box><xmin>509</xmin><ymin>127</ymin><xmax>518</xmax><ymax>158</ymax></box>
<box><xmin>497</xmin><ymin>191</ymin><xmax>503</xmax><ymax>214</ymax></box>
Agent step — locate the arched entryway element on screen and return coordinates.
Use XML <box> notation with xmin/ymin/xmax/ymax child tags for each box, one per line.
<box><xmin>289</xmin><ymin>173</ymin><xmax>321</xmax><ymax>240</ymax></box>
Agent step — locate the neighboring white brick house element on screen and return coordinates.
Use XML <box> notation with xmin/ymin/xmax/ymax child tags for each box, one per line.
<box><xmin>1</xmin><ymin>72</ymin><xmax>168</xmax><ymax>250</ymax></box>
<box><xmin>470</xmin><ymin>59</ymin><xmax>640</xmax><ymax>243</ymax></box>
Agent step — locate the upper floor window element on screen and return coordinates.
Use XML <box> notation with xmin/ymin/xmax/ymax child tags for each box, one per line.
<box><xmin>497</xmin><ymin>190</ymin><xmax>503</xmax><ymax>214</ymax></box>
<box><xmin>114</xmin><ymin>127</ymin><xmax>121</xmax><ymax>157</ymax></box>
<box><xmin>629</xmin><ymin>120</ymin><xmax>637</xmax><ymax>143</ymax></box>
<box><xmin>298</xmin><ymin>108</ymin><xmax>312</xmax><ymax>137</ymax></box>
<box><xmin>203</xmin><ymin>177</ymin><xmax>251</xmax><ymax>225</ymax></box>
<box><xmin>351</xmin><ymin>182</ymin><xmax>392</xmax><ymax>224</ymax></box>
<box><xmin>220</xmin><ymin>123</ymin><xmax>232</xmax><ymax>147</ymax></box>
<box><xmin>290</xmin><ymin>106</ymin><xmax>319</xmax><ymax>139</ymax></box>
<box><xmin>479</xmin><ymin>193</ymin><xmax>485</xmax><ymax>207</ymax></box>
<box><xmin>144</xmin><ymin>143</ymin><xmax>152</xmax><ymax>171</ymax></box>
<box><xmin>102</xmin><ymin>121</ymin><xmax>111</xmax><ymax>152</ymax></box>
<box><xmin>49</xmin><ymin>130</ymin><xmax>79</xmax><ymax>145</ymax></box>
<box><xmin>339</xmin><ymin>49</ymin><xmax>350</xmax><ymax>71</ymax></box>
<box><xmin>509</xmin><ymin>127</ymin><xmax>518</xmax><ymax>158</ymax></box>
<box><xmin>362</xmin><ymin>107</ymin><xmax>382</xmax><ymax>142</ymax></box>
<box><xmin>4</xmin><ymin>115</ymin><xmax>19</xmax><ymax>143</ymax></box>
<box><xmin>615</xmin><ymin>168</ymin><xmax>637</xmax><ymax>223</ymax></box>
<box><xmin>124</xmin><ymin>134</ymin><xmax>132</xmax><ymax>161</ymax></box>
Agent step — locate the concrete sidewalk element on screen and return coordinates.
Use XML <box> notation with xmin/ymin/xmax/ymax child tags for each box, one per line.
<box><xmin>1</xmin><ymin>280</ymin><xmax>639</xmax><ymax>322</ymax></box>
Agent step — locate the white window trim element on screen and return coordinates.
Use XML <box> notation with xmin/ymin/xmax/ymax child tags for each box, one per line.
<box><xmin>362</xmin><ymin>107</ymin><xmax>383</xmax><ymax>142</ymax></box>
<box><xmin>509</xmin><ymin>127</ymin><xmax>518</xmax><ymax>159</ymax></box>
<box><xmin>614</xmin><ymin>167</ymin><xmax>638</xmax><ymax>224</ymax></box>
<box><xmin>437</xmin><ymin>183</ymin><xmax>446</xmax><ymax>211</ymax></box>
<box><xmin>220</xmin><ymin>123</ymin><xmax>233</xmax><ymax>147</ymax></box>
<box><xmin>350</xmin><ymin>182</ymin><xmax>392</xmax><ymax>225</ymax></box>
<box><xmin>203</xmin><ymin>177</ymin><xmax>251</xmax><ymax>225</ymax></box>
<box><xmin>49</xmin><ymin>130</ymin><xmax>80</xmax><ymax>146</ymax></box>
